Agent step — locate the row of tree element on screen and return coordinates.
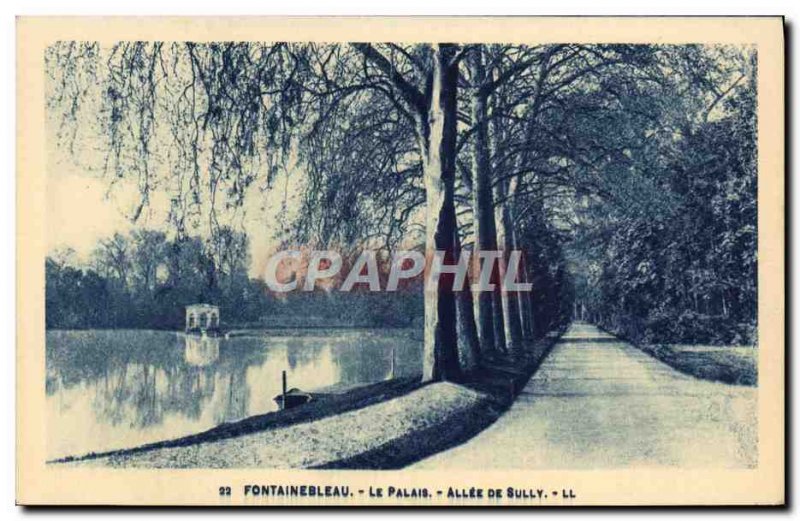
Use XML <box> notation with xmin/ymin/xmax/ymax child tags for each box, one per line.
<box><xmin>47</xmin><ymin>41</ymin><xmax>757</xmax><ymax>382</ymax></box>
<box><xmin>568</xmin><ymin>46</ymin><xmax>757</xmax><ymax>345</ymax></box>
<box><xmin>47</xmin><ymin>229</ymin><xmax>252</xmax><ymax>329</ymax></box>
<box><xmin>46</xmin><ymin>229</ymin><xmax>423</xmax><ymax>330</ymax></box>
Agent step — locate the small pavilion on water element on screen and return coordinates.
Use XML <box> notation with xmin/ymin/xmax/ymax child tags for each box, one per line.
<box><xmin>185</xmin><ymin>303</ymin><xmax>220</xmax><ymax>333</ymax></box>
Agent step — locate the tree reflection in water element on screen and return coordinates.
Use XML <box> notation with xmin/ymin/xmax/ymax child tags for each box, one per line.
<box><xmin>45</xmin><ymin>328</ymin><xmax>421</xmax><ymax>458</ymax></box>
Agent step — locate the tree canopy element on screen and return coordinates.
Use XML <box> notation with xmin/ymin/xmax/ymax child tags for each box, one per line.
<box><xmin>46</xmin><ymin>41</ymin><xmax>758</xmax><ymax>382</ymax></box>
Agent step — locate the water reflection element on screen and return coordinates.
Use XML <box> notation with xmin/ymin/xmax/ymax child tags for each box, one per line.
<box><xmin>183</xmin><ymin>335</ymin><xmax>220</xmax><ymax>367</ymax></box>
<box><xmin>46</xmin><ymin>329</ymin><xmax>421</xmax><ymax>459</ymax></box>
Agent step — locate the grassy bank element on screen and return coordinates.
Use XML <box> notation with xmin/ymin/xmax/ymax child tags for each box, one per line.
<box><xmin>596</xmin><ymin>322</ymin><xmax>757</xmax><ymax>386</ymax></box>
<box><xmin>53</xmin><ymin>376</ymin><xmax>422</xmax><ymax>464</ymax></box>
<box><xmin>316</xmin><ymin>329</ymin><xmax>565</xmax><ymax>469</ymax></box>
<box><xmin>637</xmin><ymin>343</ymin><xmax>757</xmax><ymax>386</ymax></box>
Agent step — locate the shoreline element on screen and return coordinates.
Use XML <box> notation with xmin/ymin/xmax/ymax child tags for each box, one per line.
<box><xmin>52</xmin><ymin>328</ymin><xmax>566</xmax><ymax>469</ymax></box>
<box><xmin>51</xmin><ymin>376</ymin><xmax>423</xmax><ymax>464</ymax></box>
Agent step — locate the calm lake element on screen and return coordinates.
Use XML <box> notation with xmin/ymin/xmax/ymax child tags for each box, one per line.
<box><xmin>46</xmin><ymin>329</ymin><xmax>422</xmax><ymax>460</ymax></box>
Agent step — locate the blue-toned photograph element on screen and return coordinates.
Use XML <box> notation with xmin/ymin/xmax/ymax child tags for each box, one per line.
<box><xmin>43</xmin><ymin>40</ymin><xmax>758</xmax><ymax>471</ymax></box>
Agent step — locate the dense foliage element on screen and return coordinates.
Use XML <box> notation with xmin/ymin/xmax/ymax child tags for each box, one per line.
<box><xmin>46</xmin><ymin>42</ymin><xmax>758</xmax><ymax>382</ymax></box>
<box><xmin>46</xmin><ymin>231</ymin><xmax>422</xmax><ymax>330</ymax></box>
<box><xmin>568</xmin><ymin>49</ymin><xmax>757</xmax><ymax>345</ymax></box>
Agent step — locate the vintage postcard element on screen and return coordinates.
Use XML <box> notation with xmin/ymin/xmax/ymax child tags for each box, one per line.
<box><xmin>16</xmin><ymin>16</ymin><xmax>784</xmax><ymax>506</ymax></box>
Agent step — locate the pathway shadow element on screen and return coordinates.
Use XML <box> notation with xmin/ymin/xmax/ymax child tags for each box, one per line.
<box><xmin>560</xmin><ymin>337</ymin><xmax>620</xmax><ymax>344</ymax></box>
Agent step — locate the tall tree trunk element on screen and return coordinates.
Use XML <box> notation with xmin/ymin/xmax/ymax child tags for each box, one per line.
<box><xmin>527</xmin><ymin>271</ymin><xmax>537</xmax><ymax>334</ymax></box>
<box><xmin>506</xmin><ymin>179</ymin><xmax>534</xmax><ymax>340</ymax></box>
<box><xmin>721</xmin><ymin>290</ymin><xmax>728</xmax><ymax>318</ymax></box>
<box><xmin>494</xmin><ymin>179</ymin><xmax>524</xmax><ymax>354</ymax></box>
<box><xmin>488</xmin><ymin>84</ymin><xmax>509</xmax><ymax>354</ymax></box>
<box><xmin>468</xmin><ymin>49</ymin><xmax>501</xmax><ymax>355</ymax></box>
<box><xmin>513</xmin><ymin>229</ymin><xmax>535</xmax><ymax>339</ymax></box>
<box><xmin>453</xmin><ymin>217</ymin><xmax>481</xmax><ymax>372</ymax></box>
<box><xmin>492</xmin><ymin>292</ymin><xmax>507</xmax><ymax>352</ymax></box>
<box><xmin>420</xmin><ymin>44</ymin><xmax>461</xmax><ymax>382</ymax></box>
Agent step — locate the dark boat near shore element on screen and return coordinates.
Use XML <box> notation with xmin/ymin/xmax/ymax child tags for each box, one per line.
<box><xmin>274</xmin><ymin>388</ymin><xmax>313</xmax><ymax>410</ymax></box>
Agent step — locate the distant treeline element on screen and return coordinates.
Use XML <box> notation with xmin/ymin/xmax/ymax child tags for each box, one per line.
<box><xmin>45</xmin><ymin>229</ymin><xmax>423</xmax><ymax>330</ymax></box>
<box><xmin>569</xmin><ymin>64</ymin><xmax>757</xmax><ymax>346</ymax></box>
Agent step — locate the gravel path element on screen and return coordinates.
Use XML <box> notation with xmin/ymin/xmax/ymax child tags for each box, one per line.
<box><xmin>411</xmin><ymin>323</ymin><xmax>757</xmax><ymax>469</ymax></box>
<box><xmin>77</xmin><ymin>382</ymin><xmax>490</xmax><ymax>469</ymax></box>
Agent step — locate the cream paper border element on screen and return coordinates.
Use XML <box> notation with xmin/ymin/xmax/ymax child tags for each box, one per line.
<box><xmin>16</xmin><ymin>16</ymin><xmax>785</xmax><ymax>506</ymax></box>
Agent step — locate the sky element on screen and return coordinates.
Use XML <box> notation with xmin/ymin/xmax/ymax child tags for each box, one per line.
<box><xmin>46</xmin><ymin>169</ymin><xmax>137</xmax><ymax>258</ymax></box>
<box><xmin>45</xmin><ymin>137</ymin><xmax>299</xmax><ymax>278</ymax></box>
<box><xmin>44</xmin><ymin>41</ymin><xmax>313</xmax><ymax>279</ymax></box>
